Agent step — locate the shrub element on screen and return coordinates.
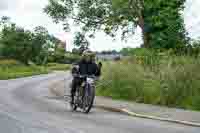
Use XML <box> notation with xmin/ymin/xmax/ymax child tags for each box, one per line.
<box><xmin>0</xmin><ymin>59</ymin><xmax>22</xmax><ymax>67</ymax></box>
<box><xmin>46</xmin><ymin>63</ymin><xmax>71</xmax><ymax>71</ymax></box>
<box><xmin>48</xmin><ymin>53</ymin><xmax>80</xmax><ymax>64</ymax></box>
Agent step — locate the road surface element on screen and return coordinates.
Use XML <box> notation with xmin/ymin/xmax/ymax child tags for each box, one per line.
<box><xmin>0</xmin><ymin>72</ymin><xmax>199</xmax><ymax>133</ymax></box>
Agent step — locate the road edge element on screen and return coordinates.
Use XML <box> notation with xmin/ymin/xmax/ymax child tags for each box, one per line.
<box><xmin>48</xmin><ymin>79</ymin><xmax>200</xmax><ymax>128</ymax></box>
<box><xmin>95</xmin><ymin>105</ymin><xmax>200</xmax><ymax>127</ymax></box>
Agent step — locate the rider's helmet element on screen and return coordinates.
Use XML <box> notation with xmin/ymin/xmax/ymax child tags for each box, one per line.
<box><xmin>82</xmin><ymin>50</ymin><xmax>95</xmax><ymax>62</ymax></box>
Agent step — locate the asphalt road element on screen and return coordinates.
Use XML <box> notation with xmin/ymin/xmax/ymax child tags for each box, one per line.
<box><xmin>0</xmin><ymin>72</ymin><xmax>199</xmax><ymax>133</ymax></box>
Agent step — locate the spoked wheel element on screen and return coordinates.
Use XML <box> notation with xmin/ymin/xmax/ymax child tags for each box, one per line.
<box><xmin>82</xmin><ymin>84</ymin><xmax>95</xmax><ymax>114</ymax></box>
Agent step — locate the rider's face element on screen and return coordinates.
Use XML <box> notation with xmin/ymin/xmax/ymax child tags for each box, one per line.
<box><xmin>85</xmin><ymin>56</ymin><xmax>90</xmax><ymax>62</ymax></box>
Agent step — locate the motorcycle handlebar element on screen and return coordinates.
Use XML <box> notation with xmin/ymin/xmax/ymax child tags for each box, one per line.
<box><xmin>72</xmin><ymin>74</ymin><xmax>96</xmax><ymax>79</ymax></box>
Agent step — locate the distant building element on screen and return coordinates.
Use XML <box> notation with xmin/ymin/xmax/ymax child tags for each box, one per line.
<box><xmin>96</xmin><ymin>53</ymin><xmax>122</xmax><ymax>61</ymax></box>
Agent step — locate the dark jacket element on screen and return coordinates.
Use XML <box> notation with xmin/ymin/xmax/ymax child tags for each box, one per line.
<box><xmin>72</xmin><ymin>59</ymin><xmax>100</xmax><ymax>76</ymax></box>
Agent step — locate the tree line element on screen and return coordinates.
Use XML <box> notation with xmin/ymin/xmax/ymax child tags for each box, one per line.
<box><xmin>0</xmin><ymin>16</ymin><xmax>63</xmax><ymax>65</ymax></box>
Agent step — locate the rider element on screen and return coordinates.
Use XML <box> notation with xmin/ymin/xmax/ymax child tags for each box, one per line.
<box><xmin>70</xmin><ymin>50</ymin><xmax>101</xmax><ymax>105</ymax></box>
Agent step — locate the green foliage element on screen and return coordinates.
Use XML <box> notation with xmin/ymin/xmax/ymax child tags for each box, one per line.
<box><xmin>0</xmin><ymin>66</ymin><xmax>49</xmax><ymax>80</ymax></box>
<box><xmin>97</xmin><ymin>55</ymin><xmax>200</xmax><ymax>111</ymax></box>
<box><xmin>31</xmin><ymin>26</ymin><xmax>51</xmax><ymax>65</ymax></box>
<box><xmin>0</xmin><ymin>59</ymin><xmax>22</xmax><ymax>67</ymax></box>
<box><xmin>0</xmin><ymin>59</ymin><xmax>49</xmax><ymax>80</ymax></box>
<box><xmin>73</xmin><ymin>32</ymin><xmax>89</xmax><ymax>47</ymax></box>
<box><xmin>50</xmin><ymin>47</ymin><xmax>66</xmax><ymax>63</ymax></box>
<box><xmin>46</xmin><ymin>63</ymin><xmax>71</xmax><ymax>71</ymax></box>
<box><xmin>0</xmin><ymin>59</ymin><xmax>71</xmax><ymax>80</ymax></box>
<box><xmin>45</xmin><ymin>0</ymin><xmax>187</xmax><ymax>49</ymax></box>
<box><xmin>73</xmin><ymin>32</ymin><xmax>90</xmax><ymax>54</ymax></box>
<box><xmin>121</xmin><ymin>48</ymin><xmax>156</xmax><ymax>56</ymax></box>
<box><xmin>0</xmin><ymin>43</ymin><xmax>3</xmax><ymax>56</ymax></box>
<box><xmin>0</xmin><ymin>24</ymin><xmax>33</xmax><ymax>64</ymax></box>
<box><xmin>187</xmin><ymin>39</ymin><xmax>200</xmax><ymax>57</ymax></box>
<box><xmin>63</xmin><ymin>53</ymin><xmax>80</xmax><ymax>63</ymax></box>
<box><xmin>48</xmin><ymin>47</ymin><xmax>80</xmax><ymax>64</ymax></box>
<box><xmin>120</xmin><ymin>48</ymin><xmax>161</xmax><ymax>71</ymax></box>
<box><xmin>144</xmin><ymin>0</ymin><xmax>187</xmax><ymax>48</ymax></box>
<box><xmin>0</xmin><ymin>17</ymin><xmax>60</xmax><ymax>65</ymax></box>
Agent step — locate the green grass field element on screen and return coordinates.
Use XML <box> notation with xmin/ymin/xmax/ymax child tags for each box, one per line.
<box><xmin>0</xmin><ymin>59</ymin><xmax>70</xmax><ymax>80</ymax></box>
<box><xmin>97</xmin><ymin>56</ymin><xmax>200</xmax><ymax>111</ymax></box>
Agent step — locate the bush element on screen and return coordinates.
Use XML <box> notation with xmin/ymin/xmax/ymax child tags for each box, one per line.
<box><xmin>0</xmin><ymin>59</ymin><xmax>22</xmax><ymax>67</ymax></box>
<box><xmin>97</xmin><ymin>55</ymin><xmax>200</xmax><ymax>111</ymax></box>
<box><xmin>46</xmin><ymin>63</ymin><xmax>71</xmax><ymax>71</ymax></box>
<box><xmin>48</xmin><ymin>52</ymin><xmax>80</xmax><ymax>64</ymax></box>
<box><xmin>63</xmin><ymin>54</ymin><xmax>80</xmax><ymax>64</ymax></box>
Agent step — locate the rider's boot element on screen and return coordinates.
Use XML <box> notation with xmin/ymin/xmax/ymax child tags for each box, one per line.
<box><xmin>70</xmin><ymin>94</ymin><xmax>74</xmax><ymax>105</ymax></box>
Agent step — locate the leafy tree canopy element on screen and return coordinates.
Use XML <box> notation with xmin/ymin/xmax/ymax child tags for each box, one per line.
<box><xmin>44</xmin><ymin>0</ymin><xmax>187</xmax><ymax>49</ymax></box>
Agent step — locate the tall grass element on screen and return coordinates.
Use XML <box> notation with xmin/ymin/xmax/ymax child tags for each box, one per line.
<box><xmin>97</xmin><ymin>55</ymin><xmax>200</xmax><ymax>111</ymax></box>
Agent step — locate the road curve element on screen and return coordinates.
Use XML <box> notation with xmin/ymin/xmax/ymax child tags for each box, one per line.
<box><xmin>0</xmin><ymin>72</ymin><xmax>199</xmax><ymax>133</ymax></box>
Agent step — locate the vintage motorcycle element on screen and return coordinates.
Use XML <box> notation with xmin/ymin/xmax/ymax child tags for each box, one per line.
<box><xmin>70</xmin><ymin>74</ymin><xmax>96</xmax><ymax>113</ymax></box>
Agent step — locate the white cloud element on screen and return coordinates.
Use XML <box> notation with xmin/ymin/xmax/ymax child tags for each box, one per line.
<box><xmin>0</xmin><ymin>0</ymin><xmax>19</xmax><ymax>11</ymax></box>
<box><xmin>184</xmin><ymin>0</ymin><xmax>200</xmax><ymax>39</ymax></box>
<box><xmin>89</xmin><ymin>28</ymin><xmax>142</xmax><ymax>51</ymax></box>
<box><xmin>0</xmin><ymin>0</ymin><xmax>8</xmax><ymax>10</ymax></box>
<box><xmin>0</xmin><ymin>0</ymin><xmax>200</xmax><ymax>51</ymax></box>
<box><xmin>0</xmin><ymin>0</ymin><xmax>64</xmax><ymax>35</ymax></box>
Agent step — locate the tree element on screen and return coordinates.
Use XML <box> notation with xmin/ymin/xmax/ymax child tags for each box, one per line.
<box><xmin>0</xmin><ymin>17</ymin><xmax>56</xmax><ymax>65</ymax></box>
<box><xmin>0</xmin><ymin>16</ymin><xmax>11</xmax><ymax>26</ymax></box>
<box><xmin>0</xmin><ymin>24</ymin><xmax>34</xmax><ymax>64</ymax></box>
<box><xmin>47</xmin><ymin>34</ymin><xmax>61</xmax><ymax>51</ymax></box>
<box><xmin>44</xmin><ymin>0</ymin><xmax>187</xmax><ymax>49</ymax></box>
<box><xmin>187</xmin><ymin>39</ymin><xmax>200</xmax><ymax>57</ymax></box>
<box><xmin>73</xmin><ymin>32</ymin><xmax>89</xmax><ymax>54</ymax></box>
<box><xmin>31</xmin><ymin>26</ymin><xmax>50</xmax><ymax>65</ymax></box>
<box><xmin>73</xmin><ymin>32</ymin><xmax>89</xmax><ymax>47</ymax></box>
<box><xmin>143</xmin><ymin>0</ymin><xmax>188</xmax><ymax>49</ymax></box>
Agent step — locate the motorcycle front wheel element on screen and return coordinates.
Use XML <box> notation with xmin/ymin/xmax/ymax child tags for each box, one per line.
<box><xmin>82</xmin><ymin>84</ymin><xmax>95</xmax><ymax>114</ymax></box>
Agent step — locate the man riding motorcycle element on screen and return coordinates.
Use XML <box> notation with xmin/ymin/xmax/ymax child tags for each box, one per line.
<box><xmin>70</xmin><ymin>50</ymin><xmax>101</xmax><ymax>105</ymax></box>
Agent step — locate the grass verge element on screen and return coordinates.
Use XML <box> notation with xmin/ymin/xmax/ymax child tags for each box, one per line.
<box><xmin>0</xmin><ymin>59</ymin><xmax>70</xmax><ymax>80</ymax></box>
<box><xmin>97</xmin><ymin>56</ymin><xmax>200</xmax><ymax>111</ymax></box>
<box><xmin>0</xmin><ymin>66</ymin><xmax>48</xmax><ymax>80</ymax></box>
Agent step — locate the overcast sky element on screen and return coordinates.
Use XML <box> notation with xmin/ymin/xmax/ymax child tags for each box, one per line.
<box><xmin>0</xmin><ymin>0</ymin><xmax>199</xmax><ymax>51</ymax></box>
